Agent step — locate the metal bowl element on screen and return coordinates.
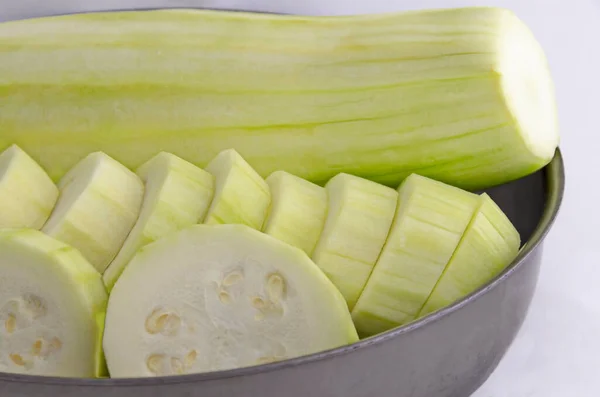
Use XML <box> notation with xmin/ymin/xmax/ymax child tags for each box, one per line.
<box><xmin>0</xmin><ymin>7</ymin><xmax>565</xmax><ymax>397</ymax></box>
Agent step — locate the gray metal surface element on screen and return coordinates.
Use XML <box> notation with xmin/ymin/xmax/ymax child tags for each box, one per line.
<box><xmin>0</xmin><ymin>6</ymin><xmax>565</xmax><ymax>397</ymax></box>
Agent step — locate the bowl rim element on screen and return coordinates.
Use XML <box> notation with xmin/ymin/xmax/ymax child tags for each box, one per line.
<box><xmin>0</xmin><ymin>7</ymin><xmax>566</xmax><ymax>386</ymax></box>
<box><xmin>0</xmin><ymin>147</ymin><xmax>565</xmax><ymax>386</ymax></box>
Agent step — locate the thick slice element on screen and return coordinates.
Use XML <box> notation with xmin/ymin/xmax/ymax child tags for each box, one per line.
<box><xmin>203</xmin><ymin>149</ymin><xmax>271</xmax><ymax>230</ymax></box>
<box><xmin>42</xmin><ymin>152</ymin><xmax>144</xmax><ymax>274</ymax></box>
<box><xmin>0</xmin><ymin>229</ymin><xmax>108</xmax><ymax>377</ymax></box>
<box><xmin>262</xmin><ymin>171</ymin><xmax>327</xmax><ymax>257</ymax></box>
<box><xmin>352</xmin><ymin>174</ymin><xmax>480</xmax><ymax>337</ymax></box>
<box><xmin>311</xmin><ymin>173</ymin><xmax>397</xmax><ymax>310</ymax></box>
<box><xmin>102</xmin><ymin>152</ymin><xmax>215</xmax><ymax>291</ymax></box>
<box><xmin>0</xmin><ymin>145</ymin><xmax>58</xmax><ymax>229</ymax></box>
<box><xmin>418</xmin><ymin>193</ymin><xmax>520</xmax><ymax>317</ymax></box>
<box><xmin>103</xmin><ymin>224</ymin><xmax>358</xmax><ymax>377</ymax></box>
<box><xmin>0</xmin><ymin>7</ymin><xmax>558</xmax><ymax>190</ymax></box>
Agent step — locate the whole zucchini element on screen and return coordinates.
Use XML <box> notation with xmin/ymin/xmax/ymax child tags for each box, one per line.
<box><xmin>0</xmin><ymin>7</ymin><xmax>559</xmax><ymax>189</ymax></box>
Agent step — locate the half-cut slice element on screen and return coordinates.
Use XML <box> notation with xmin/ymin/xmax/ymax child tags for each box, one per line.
<box><xmin>102</xmin><ymin>152</ymin><xmax>215</xmax><ymax>291</ymax></box>
<box><xmin>262</xmin><ymin>171</ymin><xmax>327</xmax><ymax>257</ymax></box>
<box><xmin>351</xmin><ymin>174</ymin><xmax>480</xmax><ymax>337</ymax></box>
<box><xmin>103</xmin><ymin>224</ymin><xmax>358</xmax><ymax>378</ymax></box>
<box><xmin>418</xmin><ymin>193</ymin><xmax>520</xmax><ymax>317</ymax></box>
<box><xmin>0</xmin><ymin>145</ymin><xmax>58</xmax><ymax>229</ymax></box>
<box><xmin>42</xmin><ymin>152</ymin><xmax>144</xmax><ymax>273</ymax></box>
<box><xmin>0</xmin><ymin>229</ymin><xmax>107</xmax><ymax>377</ymax></box>
<box><xmin>203</xmin><ymin>149</ymin><xmax>271</xmax><ymax>230</ymax></box>
<box><xmin>311</xmin><ymin>173</ymin><xmax>398</xmax><ymax>310</ymax></box>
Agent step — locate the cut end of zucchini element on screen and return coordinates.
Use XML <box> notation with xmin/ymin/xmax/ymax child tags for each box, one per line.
<box><xmin>262</xmin><ymin>170</ymin><xmax>327</xmax><ymax>257</ymax></box>
<box><xmin>311</xmin><ymin>173</ymin><xmax>398</xmax><ymax>310</ymax></box>
<box><xmin>102</xmin><ymin>152</ymin><xmax>215</xmax><ymax>292</ymax></box>
<box><xmin>496</xmin><ymin>9</ymin><xmax>559</xmax><ymax>162</ymax></box>
<box><xmin>103</xmin><ymin>224</ymin><xmax>358</xmax><ymax>378</ymax></box>
<box><xmin>418</xmin><ymin>193</ymin><xmax>520</xmax><ymax>317</ymax></box>
<box><xmin>351</xmin><ymin>174</ymin><xmax>479</xmax><ymax>336</ymax></box>
<box><xmin>204</xmin><ymin>149</ymin><xmax>271</xmax><ymax>230</ymax></box>
<box><xmin>41</xmin><ymin>152</ymin><xmax>144</xmax><ymax>273</ymax></box>
<box><xmin>0</xmin><ymin>229</ymin><xmax>108</xmax><ymax>377</ymax></box>
<box><xmin>0</xmin><ymin>145</ymin><xmax>59</xmax><ymax>229</ymax></box>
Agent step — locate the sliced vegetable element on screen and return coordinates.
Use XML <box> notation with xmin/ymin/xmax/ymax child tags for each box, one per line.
<box><xmin>311</xmin><ymin>173</ymin><xmax>397</xmax><ymax>310</ymax></box>
<box><xmin>203</xmin><ymin>149</ymin><xmax>271</xmax><ymax>230</ymax></box>
<box><xmin>103</xmin><ymin>224</ymin><xmax>358</xmax><ymax>377</ymax></box>
<box><xmin>0</xmin><ymin>229</ymin><xmax>107</xmax><ymax>377</ymax></box>
<box><xmin>41</xmin><ymin>152</ymin><xmax>144</xmax><ymax>274</ymax></box>
<box><xmin>262</xmin><ymin>171</ymin><xmax>327</xmax><ymax>257</ymax></box>
<box><xmin>102</xmin><ymin>152</ymin><xmax>215</xmax><ymax>291</ymax></box>
<box><xmin>418</xmin><ymin>193</ymin><xmax>520</xmax><ymax>317</ymax></box>
<box><xmin>351</xmin><ymin>174</ymin><xmax>479</xmax><ymax>336</ymax></box>
<box><xmin>0</xmin><ymin>145</ymin><xmax>58</xmax><ymax>229</ymax></box>
<box><xmin>0</xmin><ymin>7</ymin><xmax>558</xmax><ymax>190</ymax></box>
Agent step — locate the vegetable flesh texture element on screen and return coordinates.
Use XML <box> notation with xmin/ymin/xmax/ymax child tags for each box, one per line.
<box><xmin>351</xmin><ymin>174</ymin><xmax>479</xmax><ymax>336</ymax></box>
<box><xmin>41</xmin><ymin>152</ymin><xmax>144</xmax><ymax>274</ymax></box>
<box><xmin>0</xmin><ymin>7</ymin><xmax>558</xmax><ymax>190</ymax></box>
<box><xmin>262</xmin><ymin>171</ymin><xmax>327</xmax><ymax>257</ymax></box>
<box><xmin>204</xmin><ymin>149</ymin><xmax>271</xmax><ymax>230</ymax></box>
<box><xmin>102</xmin><ymin>152</ymin><xmax>215</xmax><ymax>291</ymax></box>
<box><xmin>311</xmin><ymin>173</ymin><xmax>397</xmax><ymax>310</ymax></box>
<box><xmin>103</xmin><ymin>224</ymin><xmax>358</xmax><ymax>377</ymax></box>
<box><xmin>0</xmin><ymin>229</ymin><xmax>107</xmax><ymax>377</ymax></box>
<box><xmin>0</xmin><ymin>145</ymin><xmax>58</xmax><ymax>229</ymax></box>
<box><xmin>418</xmin><ymin>193</ymin><xmax>520</xmax><ymax>317</ymax></box>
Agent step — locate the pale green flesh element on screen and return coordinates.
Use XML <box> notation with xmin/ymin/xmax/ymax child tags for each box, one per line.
<box><xmin>204</xmin><ymin>149</ymin><xmax>271</xmax><ymax>230</ymax></box>
<box><xmin>0</xmin><ymin>7</ymin><xmax>558</xmax><ymax>190</ymax></box>
<box><xmin>103</xmin><ymin>224</ymin><xmax>358</xmax><ymax>378</ymax></box>
<box><xmin>418</xmin><ymin>193</ymin><xmax>520</xmax><ymax>317</ymax></box>
<box><xmin>102</xmin><ymin>152</ymin><xmax>215</xmax><ymax>291</ymax></box>
<box><xmin>0</xmin><ymin>145</ymin><xmax>58</xmax><ymax>229</ymax></box>
<box><xmin>311</xmin><ymin>173</ymin><xmax>398</xmax><ymax>310</ymax></box>
<box><xmin>41</xmin><ymin>152</ymin><xmax>144</xmax><ymax>274</ymax></box>
<box><xmin>351</xmin><ymin>174</ymin><xmax>479</xmax><ymax>336</ymax></box>
<box><xmin>0</xmin><ymin>229</ymin><xmax>108</xmax><ymax>377</ymax></box>
<box><xmin>262</xmin><ymin>170</ymin><xmax>327</xmax><ymax>257</ymax></box>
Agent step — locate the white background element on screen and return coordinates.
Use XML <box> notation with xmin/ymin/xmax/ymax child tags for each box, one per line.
<box><xmin>1</xmin><ymin>0</ymin><xmax>598</xmax><ymax>396</ymax></box>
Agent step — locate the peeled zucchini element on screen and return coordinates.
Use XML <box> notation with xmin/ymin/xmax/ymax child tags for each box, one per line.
<box><xmin>351</xmin><ymin>174</ymin><xmax>479</xmax><ymax>336</ymax></box>
<box><xmin>0</xmin><ymin>7</ymin><xmax>558</xmax><ymax>190</ymax></box>
<box><xmin>0</xmin><ymin>145</ymin><xmax>58</xmax><ymax>229</ymax></box>
<box><xmin>418</xmin><ymin>193</ymin><xmax>520</xmax><ymax>317</ymax></box>
<box><xmin>102</xmin><ymin>152</ymin><xmax>215</xmax><ymax>291</ymax></box>
<box><xmin>204</xmin><ymin>149</ymin><xmax>271</xmax><ymax>230</ymax></box>
<box><xmin>0</xmin><ymin>229</ymin><xmax>107</xmax><ymax>377</ymax></box>
<box><xmin>41</xmin><ymin>152</ymin><xmax>144</xmax><ymax>274</ymax></box>
<box><xmin>103</xmin><ymin>224</ymin><xmax>358</xmax><ymax>377</ymax></box>
<box><xmin>311</xmin><ymin>173</ymin><xmax>398</xmax><ymax>310</ymax></box>
<box><xmin>262</xmin><ymin>171</ymin><xmax>327</xmax><ymax>257</ymax></box>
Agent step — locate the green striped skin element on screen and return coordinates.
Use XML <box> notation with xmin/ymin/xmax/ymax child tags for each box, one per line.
<box><xmin>418</xmin><ymin>193</ymin><xmax>520</xmax><ymax>317</ymax></box>
<box><xmin>203</xmin><ymin>149</ymin><xmax>271</xmax><ymax>230</ymax></box>
<box><xmin>351</xmin><ymin>174</ymin><xmax>480</xmax><ymax>336</ymax></box>
<box><xmin>102</xmin><ymin>152</ymin><xmax>215</xmax><ymax>292</ymax></box>
<box><xmin>0</xmin><ymin>7</ymin><xmax>558</xmax><ymax>190</ymax></box>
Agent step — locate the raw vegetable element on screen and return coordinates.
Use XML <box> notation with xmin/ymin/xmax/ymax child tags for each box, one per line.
<box><xmin>0</xmin><ymin>145</ymin><xmax>58</xmax><ymax>229</ymax></box>
<box><xmin>351</xmin><ymin>174</ymin><xmax>480</xmax><ymax>336</ymax></box>
<box><xmin>418</xmin><ymin>193</ymin><xmax>520</xmax><ymax>317</ymax></box>
<box><xmin>311</xmin><ymin>173</ymin><xmax>398</xmax><ymax>310</ymax></box>
<box><xmin>204</xmin><ymin>149</ymin><xmax>271</xmax><ymax>230</ymax></box>
<box><xmin>41</xmin><ymin>152</ymin><xmax>144</xmax><ymax>274</ymax></box>
<box><xmin>103</xmin><ymin>224</ymin><xmax>358</xmax><ymax>377</ymax></box>
<box><xmin>0</xmin><ymin>229</ymin><xmax>107</xmax><ymax>377</ymax></box>
<box><xmin>102</xmin><ymin>152</ymin><xmax>215</xmax><ymax>291</ymax></box>
<box><xmin>0</xmin><ymin>7</ymin><xmax>559</xmax><ymax>190</ymax></box>
<box><xmin>262</xmin><ymin>171</ymin><xmax>327</xmax><ymax>256</ymax></box>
